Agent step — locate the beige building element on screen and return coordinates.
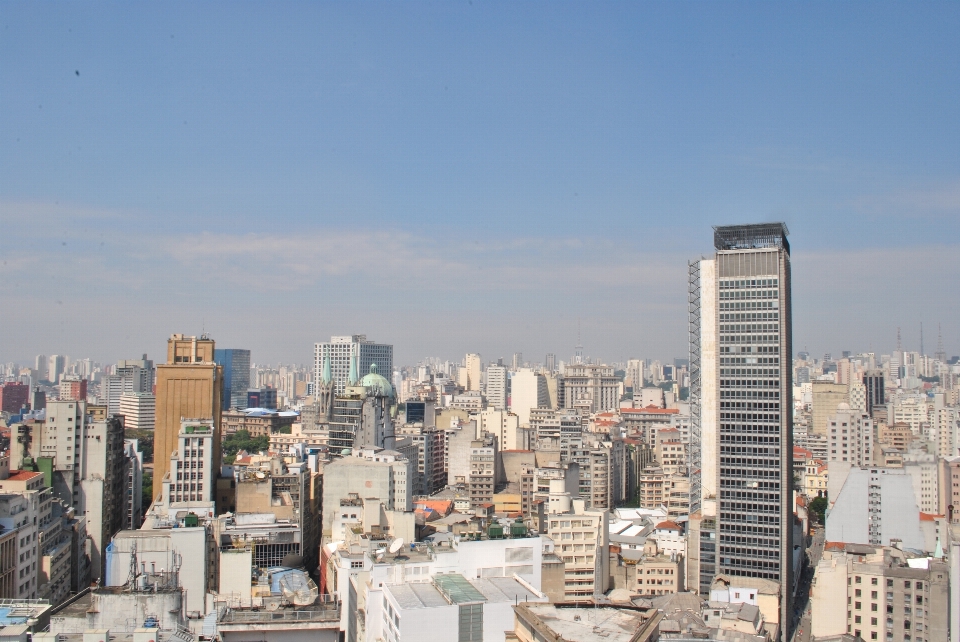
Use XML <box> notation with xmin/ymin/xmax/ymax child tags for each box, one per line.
<box><xmin>545</xmin><ymin>498</ymin><xmax>609</xmax><ymax>600</ymax></box>
<box><xmin>811</xmin><ymin>543</ymin><xmax>948</xmax><ymax>642</ymax></box>
<box><xmin>154</xmin><ymin>334</ymin><xmax>224</xmax><ymax>485</ymax></box>
<box><xmin>812</xmin><ymin>381</ymin><xmax>849</xmax><ymax>436</ymax></box>
<box><xmin>459</xmin><ymin>353</ymin><xmax>482</xmax><ymax>392</ymax></box>
<box><xmin>562</xmin><ymin>364</ymin><xmax>620</xmax><ymax>413</ymax></box>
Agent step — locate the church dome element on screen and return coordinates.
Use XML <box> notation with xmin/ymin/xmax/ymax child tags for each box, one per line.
<box><xmin>360</xmin><ymin>363</ymin><xmax>394</xmax><ymax>397</ymax></box>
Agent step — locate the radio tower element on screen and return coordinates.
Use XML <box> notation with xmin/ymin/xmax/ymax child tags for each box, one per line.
<box><xmin>936</xmin><ymin>324</ymin><xmax>946</xmax><ymax>363</ymax></box>
<box><xmin>896</xmin><ymin>327</ymin><xmax>902</xmax><ymax>352</ymax></box>
<box><xmin>920</xmin><ymin>322</ymin><xmax>925</xmax><ymax>356</ymax></box>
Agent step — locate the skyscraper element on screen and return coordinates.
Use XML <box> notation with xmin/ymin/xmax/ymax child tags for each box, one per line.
<box><xmin>313</xmin><ymin>335</ymin><xmax>393</xmax><ymax>396</ymax></box>
<box><xmin>690</xmin><ymin>223</ymin><xmax>793</xmax><ymax>634</ymax></box>
<box><xmin>214</xmin><ymin>348</ymin><xmax>251</xmax><ymax>409</ymax></box>
<box><xmin>153</xmin><ymin>335</ymin><xmax>223</xmax><ymax>489</ymax></box>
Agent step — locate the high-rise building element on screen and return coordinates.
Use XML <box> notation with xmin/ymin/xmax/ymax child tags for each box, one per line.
<box><xmin>512</xmin><ymin>352</ymin><xmax>523</xmax><ymax>370</ymax></box>
<box><xmin>47</xmin><ymin>355</ymin><xmax>66</xmax><ymax>384</ymax></box>
<box><xmin>58</xmin><ymin>375</ymin><xmax>87</xmax><ymax>402</ymax></box>
<box><xmin>862</xmin><ymin>369</ymin><xmax>885</xmax><ymax>417</ymax></box>
<box><xmin>153</xmin><ymin>335</ymin><xmax>223</xmax><ymax>487</ymax></box>
<box><xmin>34</xmin><ymin>355</ymin><xmax>48</xmax><ymax>381</ymax></box>
<box><xmin>313</xmin><ymin>335</ymin><xmax>393</xmax><ymax>396</ymax></box>
<box><xmin>826</xmin><ymin>403</ymin><xmax>873</xmax><ymax>466</ymax></box>
<box><xmin>214</xmin><ymin>348</ymin><xmax>251</xmax><ymax>410</ymax></box>
<box><xmin>545</xmin><ymin>353</ymin><xmax>557</xmax><ymax>373</ymax></box>
<box><xmin>689</xmin><ymin>223</ymin><xmax>793</xmax><ymax>631</ymax></box>
<box><xmin>0</xmin><ymin>382</ymin><xmax>29</xmax><ymax>413</ymax></box>
<box><xmin>560</xmin><ymin>364</ymin><xmax>620</xmax><ymax>413</ymax></box>
<box><xmin>460</xmin><ymin>353</ymin><xmax>482</xmax><ymax>392</ymax></box>
<box><xmin>510</xmin><ymin>368</ymin><xmax>548</xmax><ymax>426</ymax></box>
<box><xmin>101</xmin><ymin>355</ymin><xmax>154</xmax><ymax>416</ymax></box>
<box><xmin>118</xmin><ymin>391</ymin><xmax>156</xmax><ymax>431</ymax></box>
<box><xmin>811</xmin><ymin>381</ymin><xmax>848</xmax><ymax>437</ymax></box>
<box><xmin>484</xmin><ymin>364</ymin><xmax>508</xmax><ymax>410</ymax></box>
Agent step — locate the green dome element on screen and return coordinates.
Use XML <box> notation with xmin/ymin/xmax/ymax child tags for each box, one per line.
<box><xmin>360</xmin><ymin>363</ymin><xmax>394</xmax><ymax>397</ymax></box>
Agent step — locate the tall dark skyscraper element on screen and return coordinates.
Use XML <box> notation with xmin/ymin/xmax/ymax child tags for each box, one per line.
<box><xmin>863</xmin><ymin>369</ymin><xmax>885</xmax><ymax>417</ymax></box>
<box><xmin>690</xmin><ymin>223</ymin><xmax>794</xmax><ymax>636</ymax></box>
<box><xmin>214</xmin><ymin>348</ymin><xmax>251</xmax><ymax>410</ymax></box>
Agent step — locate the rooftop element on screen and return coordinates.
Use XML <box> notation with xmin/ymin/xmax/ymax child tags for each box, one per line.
<box><xmin>515</xmin><ymin>603</ymin><xmax>660</xmax><ymax>642</ymax></box>
<box><xmin>713</xmin><ymin>222</ymin><xmax>790</xmax><ymax>253</ymax></box>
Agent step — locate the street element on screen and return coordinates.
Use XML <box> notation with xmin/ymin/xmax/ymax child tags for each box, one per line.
<box><xmin>790</xmin><ymin>526</ymin><xmax>825</xmax><ymax>642</ymax></box>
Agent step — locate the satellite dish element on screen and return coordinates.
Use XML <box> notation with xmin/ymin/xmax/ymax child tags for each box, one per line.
<box><xmin>389</xmin><ymin>538</ymin><xmax>404</xmax><ymax>554</ymax></box>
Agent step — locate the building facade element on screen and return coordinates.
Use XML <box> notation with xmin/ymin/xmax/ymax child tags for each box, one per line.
<box><xmin>313</xmin><ymin>335</ymin><xmax>393</xmax><ymax>396</ymax></box>
<box><xmin>690</xmin><ymin>223</ymin><xmax>794</xmax><ymax>631</ymax></box>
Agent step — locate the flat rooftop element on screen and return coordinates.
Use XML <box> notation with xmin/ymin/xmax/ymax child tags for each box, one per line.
<box><xmin>518</xmin><ymin>604</ymin><xmax>654</xmax><ymax>642</ymax></box>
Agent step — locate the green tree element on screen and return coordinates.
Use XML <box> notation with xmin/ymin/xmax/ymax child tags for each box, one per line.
<box><xmin>125</xmin><ymin>429</ymin><xmax>154</xmax><ymax>463</ymax></box>
<box><xmin>141</xmin><ymin>471</ymin><xmax>153</xmax><ymax>514</ymax></box>
<box><xmin>809</xmin><ymin>496</ymin><xmax>828</xmax><ymax>524</ymax></box>
<box><xmin>222</xmin><ymin>429</ymin><xmax>269</xmax><ymax>464</ymax></box>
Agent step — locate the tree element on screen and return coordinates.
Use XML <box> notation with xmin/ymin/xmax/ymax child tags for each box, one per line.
<box><xmin>809</xmin><ymin>496</ymin><xmax>828</xmax><ymax>524</ymax></box>
<box><xmin>141</xmin><ymin>471</ymin><xmax>154</xmax><ymax>513</ymax></box>
<box><xmin>222</xmin><ymin>429</ymin><xmax>269</xmax><ymax>464</ymax></box>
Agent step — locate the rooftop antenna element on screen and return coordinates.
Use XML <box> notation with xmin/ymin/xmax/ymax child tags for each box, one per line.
<box><xmin>920</xmin><ymin>322</ymin><xmax>924</xmax><ymax>356</ymax></box>
<box><xmin>896</xmin><ymin>327</ymin><xmax>902</xmax><ymax>353</ymax></box>
<box><xmin>575</xmin><ymin>319</ymin><xmax>584</xmax><ymax>365</ymax></box>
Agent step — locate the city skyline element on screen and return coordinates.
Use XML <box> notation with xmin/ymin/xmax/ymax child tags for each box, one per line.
<box><xmin>2</xmin><ymin>2</ymin><xmax>959</xmax><ymax>366</ymax></box>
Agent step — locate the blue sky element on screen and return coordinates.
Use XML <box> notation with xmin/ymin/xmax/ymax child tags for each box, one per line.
<box><xmin>2</xmin><ymin>2</ymin><xmax>958</xmax><ymax>366</ymax></box>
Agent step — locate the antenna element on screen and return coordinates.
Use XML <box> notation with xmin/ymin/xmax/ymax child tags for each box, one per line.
<box><xmin>389</xmin><ymin>537</ymin><xmax>404</xmax><ymax>555</ymax></box>
<box><xmin>937</xmin><ymin>324</ymin><xmax>946</xmax><ymax>363</ymax></box>
<box><xmin>896</xmin><ymin>327</ymin><xmax>902</xmax><ymax>353</ymax></box>
<box><xmin>920</xmin><ymin>322</ymin><xmax>924</xmax><ymax>356</ymax></box>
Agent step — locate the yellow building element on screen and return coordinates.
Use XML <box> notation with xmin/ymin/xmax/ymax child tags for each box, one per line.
<box><xmin>154</xmin><ymin>335</ymin><xmax>223</xmax><ymax>487</ymax></box>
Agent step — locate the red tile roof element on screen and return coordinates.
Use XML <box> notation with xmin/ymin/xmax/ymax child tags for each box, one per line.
<box><xmin>6</xmin><ymin>470</ymin><xmax>42</xmax><ymax>482</ymax></box>
<box><xmin>655</xmin><ymin>520</ymin><xmax>682</xmax><ymax>531</ymax></box>
<box><xmin>622</xmin><ymin>407</ymin><xmax>679</xmax><ymax>415</ymax></box>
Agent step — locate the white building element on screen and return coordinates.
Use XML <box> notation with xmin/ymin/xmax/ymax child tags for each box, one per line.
<box><xmin>476</xmin><ymin>409</ymin><xmax>526</xmax><ymax>451</ymax></box>
<box><xmin>321</xmin><ymin>447</ymin><xmax>412</xmax><ymax>537</ymax></box>
<box><xmin>509</xmin><ymin>369</ymin><xmax>548</xmax><ymax>426</ymax></box>
<box><xmin>562</xmin><ymin>364</ymin><xmax>620</xmax><ymax>413</ymax></box>
<box><xmin>484</xmin><ymin>365</ymin><xmax>507</xmax><ymax>411</ymax></box>
<box><xmin>827</xmin><ymin>403</ymin><xmax>873</xmax><ymax>466</ymax></box>
<box><xmin>826</xmin><ymin>467</ymin><xmax>926</xmax><ymax>551</ymax></box>
<box><xmin>162</xmin><ymin>419</ymin><xmax>215</xmax><ymax>504</ymax></box>
<box><xmin>118</xmin><ymin>392</ymin><xmax>155</xmax><ymax>431</ymax></box>
<box><xmin>313</xmin><ymin>335</ymin><xmax>394</xmax><ymax>395</ymax></box>
<box><xmin>374</xmin><ymin>574</ymin><xmax>546</xmax><ymax>642</ymax></box>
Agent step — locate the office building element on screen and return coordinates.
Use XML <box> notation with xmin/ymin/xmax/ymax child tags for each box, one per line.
<box><xmin>812</xmin><ymin>381</ymin><xmax>849</xmax><ymax>437</ymax></box>
<box><xmin>545</xmin><ymin>498</ymin><xmax>610</xmax><ymax>599</ymax></box>
<box><xmin>163</xmin><ymin>419</ymin><xmax>216</xmax><ymax>504</ymax></box>
<box><xmin>459</xmin><ymin>352</ymin><xmax>482</xmax><ymax>391</ymax></box>
<box><xmin>321</xmin><ymin>447</ymin><xmax>412</xmax><ymax>537</ymax></box>
<box><xmin>313</xmin><ymin>335</ymin><xmax>393</xmax><ymax>395</ymax></box>
<box><xmin>57</xmin><ymin>376</ymin><xmax>87</xmax><ymax>402</ymax></box>
<box><xmin>689</xmin><ymin>222</ymin><xmax>793</xmax><ymax>631</ymax></box>
<box><xmin>101</xmin><ymin>356</ymin><xmax>154</xmax><ymax>417</ymax></box>
<box><xmin>561</xmin><ymin>364</ymin><xmax>620</xmax><ymax>412</ymax></box>
<box><xmin>485</xmin><ymin>364</ymin><xmax>508</xmax><ymax>410</ymax></box>
<box><xmin>545</xmin><ymin>353</ymin><xmax>557</xmax><ymax>373</ymax></box>
<box><xmin>153</xmin><ymin>334</ymin><xmax>223</xmax><ymax>486</ymax></box>
<box><xmin>863</xmin><ymin>370</ymin><xmax>885</xmax><ymax>417</ymax></box>
<box><xmin>510</xmin><ymin>368</ymin><xmax>548</xmax><ymax>426</ymax></box>
<box><xmin>0</xmin><ymin>382</ymin><xmax>29</xmax><ymax>413</ymax></box>
<box><xmin>118</xmin><ymin>392</ymin><xmax>155</xmax><ymax>431</ymax></box>
<box><xmin>214</xmin><ymin>348</ymin><xmax>251</xmax><ymax>410</ymax></box>
<box><xmin>811</xmin><ymin>543</ymin><xmax>948</xmax><ymax>642</ymax></box>
<box><xmin>827</xmin><ymin>403</ymin><xmax>874</xmax><ymax>466</ymax></box>
<box><xmin>9</xmin><ymin>401</ymin><xmax>126</xmax><ymax>582</ymax></box>
<box><xmin>47</xmin><ymin>355</ymin><xmax>65</xmax><ymax>385</ymax></box>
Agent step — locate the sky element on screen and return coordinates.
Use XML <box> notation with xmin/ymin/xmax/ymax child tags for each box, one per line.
<box><xmin>2</xmin><ymin>2</ymin><xmax>959</xmax><ymax>368</ymax></box>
